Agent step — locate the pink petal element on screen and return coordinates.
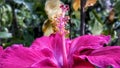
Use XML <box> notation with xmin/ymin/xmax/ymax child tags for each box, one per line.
<box><xmin>31</xmin><ymin>36</ymin><xmax>52</xmax><ymax>50</ymax></box>
<box><xmin>78</xmin><ymin>47</ymin><xmax>95</xmax><ymax>55</ymax></box>
<box><xmin>40</xmin><ymin>48</ymin><xmax>54</xmax><ymax>58</ymax></box>
<box><xmin>0</xmin><ymin>33</ymin><xmax>67</xmax><ymax>68</ymax></box>
<box><xmin>31</xmin><ymin>33</ymin><xmax>67</xmax><ymax>67</ymax></box>
<box><xmin>0</xmin><ymin>46</ymin><xmax>3</xmax><ymax>56</ymax></box>
<box><xmin>72</xmin><ymin>55</ymin><xmax>95</xmax><ymax>68</ymax></box>
<box><xmin>70</xmin><ymin>35</ymin><xmax>110</xmax><ymax>54</ymax></box>
<box><xmin>0</xmin><ymin>46</ymin><xmax>3</xmax><ymax>52</ymax></box>
<box><xmin>80</xmin><ymin>46</ymin><xmax>120</xmax><ymax>68</ymax></box>
<box><xmin>0</xmin><ymin>44</ymin><xmax>50</xmax><ymax>68</ymax></box>
<box><xmin>30</xmin><ymin>58</ymin><xmax>58</xmax><ymax>68</ymax></box>
<box><xmin>0</xmin><ymin>46</ymin><xmax>2</xmax><ymax>51</ymax></box>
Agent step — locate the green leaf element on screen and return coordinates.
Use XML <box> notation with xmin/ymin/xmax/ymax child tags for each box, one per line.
<box><xmin>13</xmin><ymin>0</ymin><xmax>24</xmax><ymax>4</ymax></box>
<box><xmin>114</xmin><ymin>1</ymin><xmax>120</xmax><ymax>14</ymax></box>
<box><xmin>0</xmin><ymin>0</ymin><xmax>4</xmax><ymax>5</ymax></box>
<box><xmin>91</xmin><ymin>20</ymin><xmax>103</xmax><ymax>35</ymax></box>
<box><xmin>73</xmin><ymin>11</ymin><xmax>80</xmax><ymax>19</ymax></box>
<box><xmin>92</xmin><ymin>10</ymin><xmax>103</xmax><ymax>25</ymax></box>
<box><xmin>0</xmin><ymin>32</ymin><xmax>12</xmax><ymax>38</ymax></box>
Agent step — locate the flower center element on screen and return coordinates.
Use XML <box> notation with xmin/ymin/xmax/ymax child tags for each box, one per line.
<box><xmin>56</xmin><ymin>4</ymin><xmax>69</xmax><ymax>35</ymax></box>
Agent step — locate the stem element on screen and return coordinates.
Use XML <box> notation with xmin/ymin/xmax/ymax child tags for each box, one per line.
<box><xmin>80</xmin><ymin>0</ymin><xmax>87</xmax><ymax>35</ymax></box>
<box><xmin>6</xmin><ymin>0</ymin><xmax>18</xmax><ymax>36</ymax></box>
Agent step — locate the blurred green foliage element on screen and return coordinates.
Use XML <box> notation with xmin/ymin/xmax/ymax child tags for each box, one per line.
<box><xmin>0</xmin><ymin>0</ymin><xmax>120</xmax><ymax>47</ymax></box>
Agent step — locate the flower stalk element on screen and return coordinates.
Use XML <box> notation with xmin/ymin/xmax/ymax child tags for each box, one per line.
<box><xmin>80</xmin><ymin>0</ymin><xmax>87</xmax><ymax>35</ymax></box>
<box><xmin>58</xmin><ymin>4</ymin><xmax>69</xmax><ymax>68</ymax></box>
<box><xmin>62</xmin><ymin>34</ymin><xmax>68</xmax><ymax>68</ymax></box>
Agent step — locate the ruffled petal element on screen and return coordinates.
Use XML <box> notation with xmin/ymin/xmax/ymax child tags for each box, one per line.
<box><xmin>72</xmin><ymin>55</ymin><xmax>95</xmax><ymax>68</ymax></box>
<box><xmin>70</xmin><ymin>35</ymin><xmax>110</xmax><ymax>54</ymax></box>
<box><xmin>80</xmin><ymin>46</ymin><xmax>120</xmax><ymax>68</ymax></box>
<box><xmin>0</xmin><ymin>44</ymin><xmax>49</xmax><ymax>68</ymax></box>
<box><xmin>31</xmin><ymin>33</ymin><xmax>66</xmax><ymax>67</ymax></box>
<box><xmin>30</xmin><ymin>58</ymin><xmax>58</xmax><ymax>68</ymax></box>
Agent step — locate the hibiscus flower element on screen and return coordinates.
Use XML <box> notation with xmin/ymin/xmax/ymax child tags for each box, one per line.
<box><xmin>0</xmin><ymin>3</ymin><xmax>120</xmax><ymax>68</ymax></box>
<box><xmin>0</xmin><ymin>33</ymin><xmax>120</xmax><ymax>68</ymax></box>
